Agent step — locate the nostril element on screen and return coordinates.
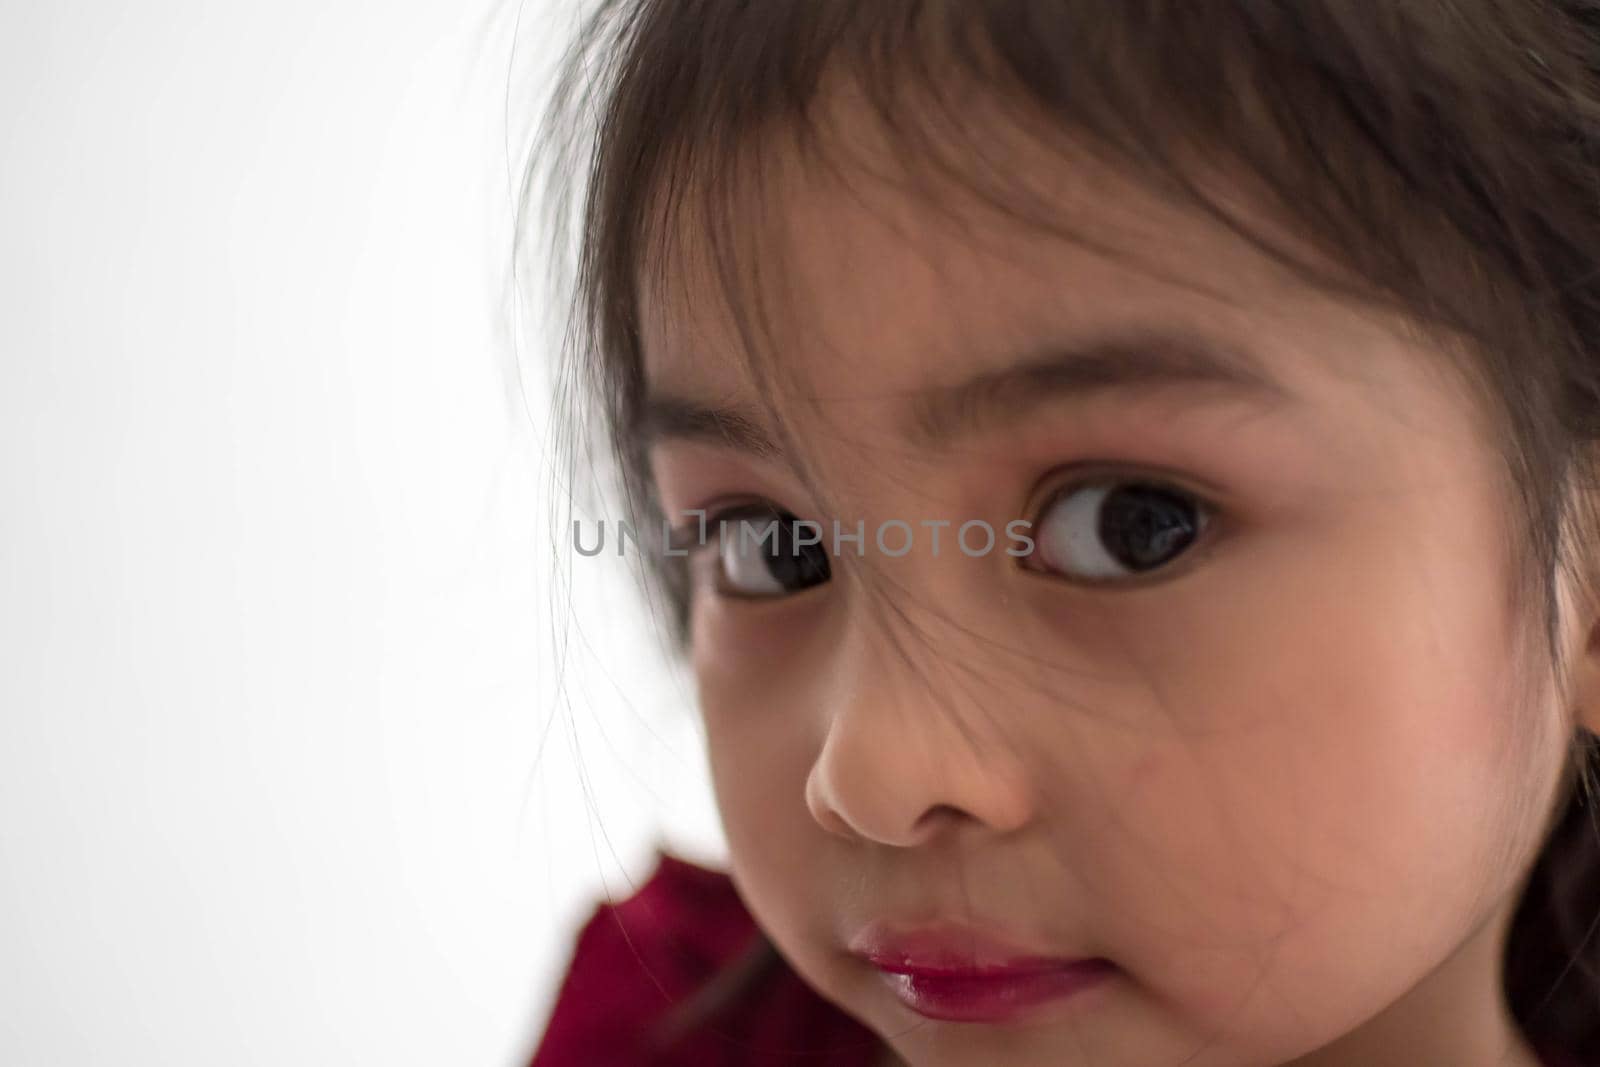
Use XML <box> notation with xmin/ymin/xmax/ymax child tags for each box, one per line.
<box><xmin>805</xmin><ymin>766</ymin><xmax>859</xmax><ymax>839</ymax></box>
<box><xmin>818</xmin><ymin>806</ymin><xmax>856</xmax><ymax>839</ymax></box>
<box><xmin>914</xmin><ymin>803</ymin><xmax>970</xmax><ymax>834</ymax></box>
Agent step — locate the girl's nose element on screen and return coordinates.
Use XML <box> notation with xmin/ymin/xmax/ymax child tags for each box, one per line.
<box><xmin>802</xmin><ymin>637</ymin><xmax>1037</xmax><ymax>848</ymax></box>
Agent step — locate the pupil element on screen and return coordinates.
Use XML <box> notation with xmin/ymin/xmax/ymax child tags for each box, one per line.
<box><xmin>1098</xmin><ymin>485</ymin><xmax>1198</xmax><ymax>570</ymax></box>
<box><xmin>761</xmin><ymin>512</ymin><xmax>830</xmax><ymax>591</ymax></box>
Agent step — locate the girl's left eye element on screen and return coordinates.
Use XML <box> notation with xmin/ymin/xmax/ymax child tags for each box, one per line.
<box><xmin>1024</xmin><ymin>477</ymin><xmax>1213</xmax><ymax>584</ymax></box>
<box><xmin>707</xmin><ymin>505</ymin><xmax>833</xmax><ymax>599</ymax></box>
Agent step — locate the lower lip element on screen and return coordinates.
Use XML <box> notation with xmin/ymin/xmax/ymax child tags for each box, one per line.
<box><xmin>874</xmin><ymin>961</ymin><xmax>1115</xmax><ymax>1023</ymax></box>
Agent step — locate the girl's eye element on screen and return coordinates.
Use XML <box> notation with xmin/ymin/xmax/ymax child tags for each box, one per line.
<box><xmin>708</xmin><ymin>506</ymin><xmax>832</xmax><ymax>599</ymax></box>
<box><xmin>1026</xmin><ymin>478</ymin><xmax>1211</xmax><ymax>584</ymax></box>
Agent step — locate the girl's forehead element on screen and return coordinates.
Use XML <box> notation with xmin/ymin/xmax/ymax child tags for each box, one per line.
<box><xmin>637</xmin><ymin>104</ymin><xmax>1471</xmax><ymax>443</ymax></box>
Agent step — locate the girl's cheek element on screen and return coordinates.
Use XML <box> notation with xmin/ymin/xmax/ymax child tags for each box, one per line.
<box><xmin>691</xmin><ymin>604</ymin><xmax>836</xmax><ymax>945</ymax></box>
<box><xmin>690</xmin><ymin>594</ymin><xmax>826</xmax><ymax>694</ymax></box>
<box><xmin>687</xmin><ymin>534</ymin><xmax>839</xmax><ymax>686</ymax></box>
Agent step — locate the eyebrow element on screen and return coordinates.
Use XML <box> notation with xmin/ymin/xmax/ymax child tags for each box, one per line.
<box><xmin>640</xmin><ymin>331</ymin><xmax>1295</xmax><ymax>458</ymax></box>
<box><xmin>637</xmin><ymin>394</ymin><xmax>786</xmax><ymax>458</ymax></box>
<box><xmin>908</xmin><ymin>333</ymin><xmax>1295</xmax><ymax>447</ymax></box>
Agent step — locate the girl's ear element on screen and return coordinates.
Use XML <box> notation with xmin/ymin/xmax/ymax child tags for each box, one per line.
<box><xmin>1571</xmin><ymin>618</ymin><xmax>1600</xmax><ymax>738</ymax></box>
<box><xmin>1561</xmin><ymin>465</ymin><xmax>1600</xmax><ymax>737</ymax></box>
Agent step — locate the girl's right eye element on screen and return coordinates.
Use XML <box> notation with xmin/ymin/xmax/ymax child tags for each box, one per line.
<box><xmin>705</xmin><ymin>505</ymin><xmax>832</xmax><ymax>599</ymax></box>
<box><xmin>1023</xmin><ymin>475</ymin><xmax>1213</xmax><ymax>585</ymax></box>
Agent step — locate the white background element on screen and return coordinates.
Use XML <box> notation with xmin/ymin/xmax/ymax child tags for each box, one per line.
<box><xmin>0</xmin><ymin>1</ymin><xmax>727</xmax><ymax>1063</ymax></box>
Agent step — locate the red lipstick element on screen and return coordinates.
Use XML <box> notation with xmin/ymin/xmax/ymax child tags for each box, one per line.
<box><xmin>849</xmin><ymin>923</ymin><xmax>1114</xmax><ymax>1023</ymax></box>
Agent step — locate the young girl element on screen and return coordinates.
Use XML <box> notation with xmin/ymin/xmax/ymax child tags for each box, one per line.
<box><xmin>527</xmin><ymin>2</ymin><xmax>1600</xmax><ymax>1064</ymax></box>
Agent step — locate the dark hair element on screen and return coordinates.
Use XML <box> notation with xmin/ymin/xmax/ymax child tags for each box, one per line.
<box><xmin>531</xmin><ymin>0</ymin><xmax>1600</xmax><ymax>1059</ymax></box>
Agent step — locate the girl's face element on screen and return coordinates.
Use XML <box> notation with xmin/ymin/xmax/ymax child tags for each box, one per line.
<box><xmin>639</xmin><ymin>111</ymin><xmax>1585</xmax><ymax>1066</ymax></box>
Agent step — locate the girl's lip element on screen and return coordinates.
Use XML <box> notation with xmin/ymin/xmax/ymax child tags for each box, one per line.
<box><xmin>847</xmin><ymin>921</ymin><xmax>1116</xmax><ymax>1022</ymax></box>
<box><xmin>848</xmin><ymin>920</ymin><xmax>1090</xmax><ymax>973</ymax></box>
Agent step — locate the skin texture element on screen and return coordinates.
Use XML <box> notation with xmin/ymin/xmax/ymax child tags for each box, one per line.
<box><xmin>637</xmin><ymin>92</ymin><xmax>1600</xmax><ymax>1067</ymax></box>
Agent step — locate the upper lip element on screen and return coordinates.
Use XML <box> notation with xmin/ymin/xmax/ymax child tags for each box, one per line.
<box><xmin>848</xmin><ymin>920</ymin><xmax>1095</xmax><ymax>977</ymax></box>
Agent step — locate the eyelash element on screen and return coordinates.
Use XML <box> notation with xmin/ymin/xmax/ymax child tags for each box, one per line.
<box><xmin>667</xmin><ymin>499</ymin><xmax>773</xmax><ymax>557</ymax></box>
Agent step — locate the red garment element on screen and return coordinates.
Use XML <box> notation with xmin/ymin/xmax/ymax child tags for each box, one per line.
<box><xmin>529</xmin><ymin>849</ymin><xmax>886</xmax><ymax>1067</ymax></box>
